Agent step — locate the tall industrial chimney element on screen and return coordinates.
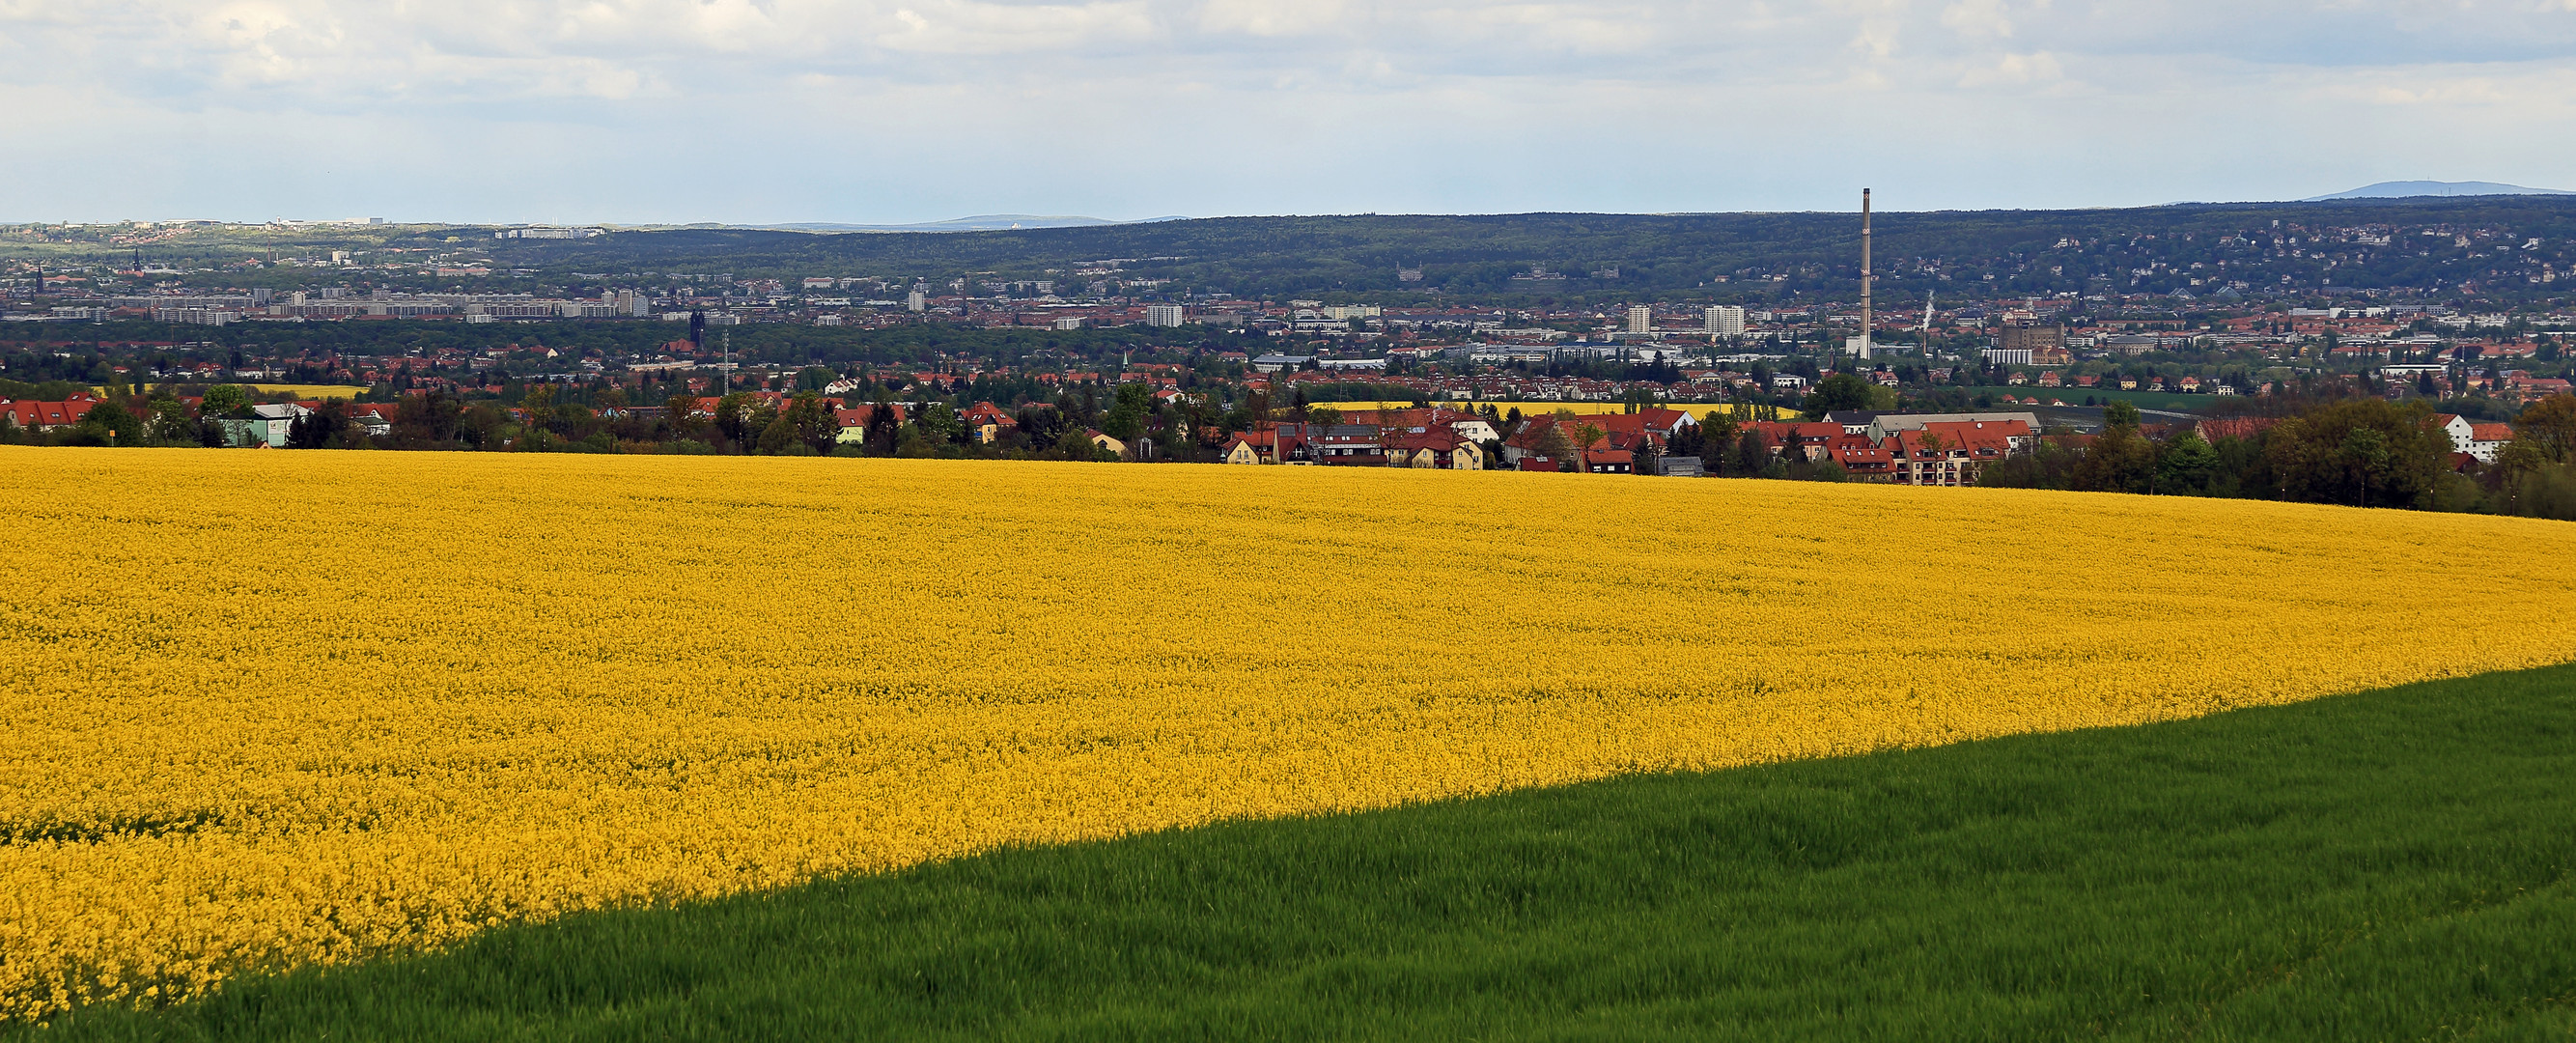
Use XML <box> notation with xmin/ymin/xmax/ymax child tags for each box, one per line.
<box><xmin>1859</xmin><ymin>188</ymin><xmax>1873</xmax><ymax>361</ymax></box>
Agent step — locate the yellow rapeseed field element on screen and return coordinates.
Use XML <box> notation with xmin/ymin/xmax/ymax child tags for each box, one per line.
<box><xmin>93</xmin><ymin>384</ymin><xmax>371</xmax><ymax>401</ymax></box>
<box><xmin>5</xmin><ymin>447</ymin><xmax>2575</xmax><ymax>1021</ymax></box>
<box><xmin>243</xmin><ymin>384</ymin><xmax>371</xmax><ymax>400</ymax></box>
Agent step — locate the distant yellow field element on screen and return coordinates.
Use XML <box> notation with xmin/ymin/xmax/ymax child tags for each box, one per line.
<box><xmin>98</xmin><ymin>383</ymin><xmax>371</xmax><ymax>401</ymax></box>
<box><xmin>6</xmin><ymin>450</ymin><xmax>2574</xmax><ymax>1021</ymax></box>
<box><xmin>246</xmin><ymin>384</ymin><xmax>371</xmax><ymax>400</ymax></box>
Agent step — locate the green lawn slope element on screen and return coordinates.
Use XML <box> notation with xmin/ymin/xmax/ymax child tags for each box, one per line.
<box><xmin>21</xmin><ymin>664</ymin><xmax>2576</xmax><ymax>1042</ymax></box>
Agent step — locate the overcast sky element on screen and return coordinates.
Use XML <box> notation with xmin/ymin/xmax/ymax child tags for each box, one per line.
<box><xmin>3</xmin><ymin>0</ymin><xmax>2571</xmax><ymax>224</ymax></box>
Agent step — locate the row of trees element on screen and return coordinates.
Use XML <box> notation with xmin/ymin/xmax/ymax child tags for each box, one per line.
<box><xmin>1979</xmin><ymin>396</ymin><xmax>2576</xmax><ymax>520</ymax></box>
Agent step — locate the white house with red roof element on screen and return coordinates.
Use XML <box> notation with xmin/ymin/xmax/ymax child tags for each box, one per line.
<box><xmin>2427</xmin><ymin>413</ymin><xmax>2514</xmax><ymax>462</ymax></box>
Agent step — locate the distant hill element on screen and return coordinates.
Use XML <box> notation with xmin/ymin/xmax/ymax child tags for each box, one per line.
<box><xmin>2305</xmin><ymin>181</ymin><xmax>2574</xmax><ymax>201</ymax></box>
<box><xmin>451</xmin><ymin>195</ymin><xmax>2576</xmax><ymax>301</ymax></box>
<box><xmin>760</xmin><ymin>214</ymin><xmax>1190</xmax><ymax>233</ymax></box>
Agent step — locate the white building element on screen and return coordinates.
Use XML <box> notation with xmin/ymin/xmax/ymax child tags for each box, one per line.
<box><xmin>1705</xmin><ymin>305</ymin><xmax>1745</xmax><ymax>336</ymax></box>
<box><xmin>1624</xmin><ymin>306</ymin><xmax>1652</xmax><ymax>334</ymax></box>
<box><xmin>1145</xmin><ymin>304</ymin><xmax>1187</xmax><ymax>327</ymax></box>
<box><xmin>906</xmin><ymin>290</ymin><xmax>927</xmax><ymax>312</ymax></box>
<box><xmin>2433</xmin><ymin>413</ymin><xmax>2515</xmax><ymax>463</ymax></box>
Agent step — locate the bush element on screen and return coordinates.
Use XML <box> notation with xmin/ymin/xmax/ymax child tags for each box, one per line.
<box><xmin>2515</xmin><ymin>465</ymin><xmax>2576</xmax><ymax>522</ymax></box>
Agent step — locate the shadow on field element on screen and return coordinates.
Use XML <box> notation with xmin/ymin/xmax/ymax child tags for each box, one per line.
<box><xmin>19</xmin><ymin>664</ymin><xmax>2576</xmax><ymax>1042</ymax></box>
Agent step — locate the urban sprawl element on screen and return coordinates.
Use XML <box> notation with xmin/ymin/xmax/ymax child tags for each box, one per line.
<box><xmin>5</xmin><ymin>212</ymin><xmax>2575</xmax><ymax>517</ymax></box>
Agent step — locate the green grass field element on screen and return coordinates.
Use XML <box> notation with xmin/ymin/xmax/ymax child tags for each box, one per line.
<box><xmin>18</xmin><ymin>664</ymin><xmax>2576</xmax><ymax>1042</ymax></box>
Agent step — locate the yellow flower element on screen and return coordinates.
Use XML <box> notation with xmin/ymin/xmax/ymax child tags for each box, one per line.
<box><xmin>3</xmin><ymin>446</ymin><xmax>2572</xmax><ymax>1021</ymax></box>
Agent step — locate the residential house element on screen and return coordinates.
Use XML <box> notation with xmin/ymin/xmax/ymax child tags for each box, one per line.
<box><xmin>216</xmin><ymin>402</ymin><xmax>311</xmax><ymax>448</ymax></box>
<box><xmin>2430</xmin><ymin>414</ymin><xmax>2478</xmax><ymax>457</ymax></box>
<box><xmin>1826</xmin><ymin>434</ymin><xmax>1895</xmax><ymax>479</ymax></box>
<box><xmin>833</xmin><ymin>403</ymin><xmax>907</xmax><ymax>445</ymax></box>
<box><xmin>348</xmin><ymin>402</ymin><xmax>398</xmax><ymax>437</ymax></box>
<box><xmin>1219</xmin><ymin>423</ymin><xmax>1313</xmax><ymax>465</ymax></box>
<box><xmin>1746</xmin><ymin>421</ymin><xmax>1843</xmax><ymax>462</ymax></box>
<box><xmin>1312</xmin><ymin>425</ymin><xmax>1387</xmax><ymax>465</ymax></box>
<box><xmin>1383</xmin><ymin>429</ymin><xmax>1483</xmax><ymax>469</ymax></box>
<box><xmin>1582</xmin><ymin>447</ymin><xmax>1634</xmax><ymax>473</ymax></box>
<box><xmin>0</xmin><ymin>395</ymin><xmax>99</xmax><ymax>431</ymax></box>
<box><xmin>2466</xmin><ymin>422</ymin><xmax>2515</xmax><ymax>464</ymax></box>
<box><xmin>959</xmin><ymin>401</ymin><xmax>1015</xmax><ymax>444</ymax></box>
<box><xmin>1865</xmin><ymin>412</ymin><xmax>2040</xmax><ymax>452</ymax></box>
<box><xmin>1888</xmin><ymin>419</ymin><xmax>2030</xmax><ymax>486</ymax></box>
<box><xmin>1820</xmin><ymin>410</ymin><xmax>1884</xmax><ymax>436</ymax></box>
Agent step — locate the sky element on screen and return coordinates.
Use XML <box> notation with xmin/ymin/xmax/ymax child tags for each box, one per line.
<box><xmin>3</xmin><ymin>0</ymin><xmax>2573</xmax><ymax>224</ymax></box>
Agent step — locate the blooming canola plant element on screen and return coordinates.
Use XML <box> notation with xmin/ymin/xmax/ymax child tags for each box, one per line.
<box><xmin>5</xmin><ymin>448</ymin><xmax>2575</xmax><ymax>1021</ymax></box>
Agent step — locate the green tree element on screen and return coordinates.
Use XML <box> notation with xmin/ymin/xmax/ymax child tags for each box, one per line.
<box><xmin>865</xmin><ymin>403</ymin><xmax>902</xmax><ymax>455</ymax></box>
<box><xmin>1526</xmin><ymin>421</ymin><xmax>1575</xmax><ymax>465</ymax></box>
<box><xmin>200</xmin><ymin>383</ymin><xmax>252</xmax><ymax>419</ymax></box>
<box><xmin>755</xmin><ymin>414</ymin><xmax>798</xmax><ymax>455</ymax></box>
<box><xmin>780</xmin><ymin>394</ymin><xmax>839</xmax><ymax>456</ymax></box>
<box><xmin>2515</xmin><ymin>394</ymin><xmax>2576</xmax><ymax>464</ymax></box>
<box><xmin>1736</xmin><ymin>425</ymin><xmax>1772</xmax><ymax>476</ymax></box>
<box><xmin>286</xmin><ymin>404</ymin><xmax>350</xmax><ymax>449</ymax></box>
<box><xmin>2155</xmin><ymin>431</ymin><xmax>2221</xmax><ymax>494</ymax></box>
<box><xmin>913</xmin><ymin>402</ymin><xmax>962</xmax><ymax>445</ymax></box>
<box><xmin>1801</xmin><ymin>373</ymin><xmax>1875</xmax><ymax>415</ymax></box>
<box><xmin>1574</xmin><ymin>422</ymin><xmax>1608</xmax><ymax>453</ymax></box>
<box><xmin>2262</xmin><ymin>399</ymin><xmax>2448</xmax><ymax>508</ymax></box>
<box><xmin>2073</xmin><ymin>425</ymin><xmax>2157</xmax><ymax>494</ymax></box>
<box><xmin>662</xmin><ymin>394</ymin><xmax>707</xmax><ymax>442</ymax></box>
<box><xmin>714</xmin><ymin>393</ymin><xmax>766</xmax><ymax>446</ymax></box>
<box><xmin>146</xmin><ymin>399</ymin><xmax>199</xmax><ymax>445</ymax></box>
<box><xmin>520</xmin><ymin>384</ymin><xmax>557</xmax><ymax>435</ymax></box>
<box><xmin>1699</xmin><ymin>412</ymin><xmax>1739</xmax><ymax>475</ymax></box>
<box><xmin>1102</xmin><ymin>382</ymin><xmax>1152</xmax><ymax>443</ymax></box>
<box><xmin>396</xmin><ymin>390</ymin><xmax>463</xmax><ymax>446</ymax></box>
<box><xmin>72</xmin><ymin>399</ymin><xmax>138</xmax><ymax>446</ymax></box>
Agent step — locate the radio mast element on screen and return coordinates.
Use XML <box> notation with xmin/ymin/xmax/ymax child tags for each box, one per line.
<box><xmin>1858</xmin><ymin>188</ymin><xmax>1873</xmax><ymax>362</ymax></box>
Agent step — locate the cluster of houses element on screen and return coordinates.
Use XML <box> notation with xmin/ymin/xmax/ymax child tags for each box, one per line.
<box><xmin>1208</xmin><ymin>405</ymin><xmax>2043</xmax><ymax>486</ymax></box>
<box><xmin>1219</xmin><ymin>408</ymin><xmax>1500</xmax><ymax>469</ymax></box>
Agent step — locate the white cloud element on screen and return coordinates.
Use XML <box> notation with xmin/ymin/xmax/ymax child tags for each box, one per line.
<box><xmin>1941</xmin><ymin>0</ymin><xmax>2019</xmax><ymax>39</ymax></box>
<box><xmin>0</xmin><ymin>0</ymin><xmax>2573</xmax><ymax>220</ymax></box>
<box><xmin>1958</xmin><ymin>49</ymin><xmax>2062</xmax><ymax>87</ymax></box>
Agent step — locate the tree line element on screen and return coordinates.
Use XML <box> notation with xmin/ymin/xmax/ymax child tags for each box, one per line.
<box><xmin>1978</xmin><ymin>395</ymin><xmax>2576</xmax><ymax>520</ymax></box>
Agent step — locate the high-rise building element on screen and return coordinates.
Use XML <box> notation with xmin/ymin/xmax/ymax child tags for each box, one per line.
<box><xmin>906</xmin><ymin>289</ymin><xmax>927</xmax><ymax>313</ymax></box>
<box><xmin>1624</xmin><ymin>305</ymin><xmax>1652</xmax><ymax>334</ymax></box>
<box><xmin>1705</xmin><ymin>305</ymin><xmax>1745</xmax><ymax>336</ymax></box>
<box><xmin>1145</xmin><ymin>304</ymin><xmax>1187</xmax><ymax>326</ymax></box>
